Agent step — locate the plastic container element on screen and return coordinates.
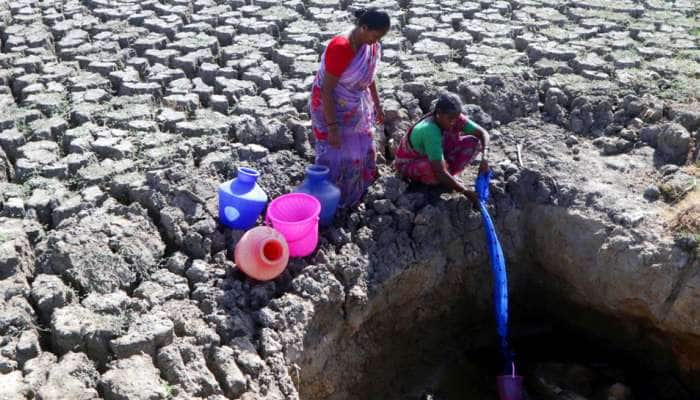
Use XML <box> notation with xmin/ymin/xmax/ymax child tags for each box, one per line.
<box><xmin>497</xmin><ymin>362</ymin><xmax>524</xmax><ymax>400</ymax></box>
<box><xmin>294</xmin><ymin>164</ymin><xmax>341</xmax><ymax>227</ymax></box>
<box><xmin>234</xmin><ymin>226</ymin><xmax>289</xmax><ymax>281</ymax></box>
<box><xmin>218</xmin><ymin>167</ymin><xmax>268</xmax><ymax>230</ymax></box>
<box><xmin>265</xmin><ymin>193</ymin><xmax>321</xmax><ymax>257</ymax></box>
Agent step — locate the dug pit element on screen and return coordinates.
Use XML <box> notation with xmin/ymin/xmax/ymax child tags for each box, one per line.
<box><xmin>286</xmin><ymin>198</ymin><xmax>698</xmax><ymax>400</ymax></box>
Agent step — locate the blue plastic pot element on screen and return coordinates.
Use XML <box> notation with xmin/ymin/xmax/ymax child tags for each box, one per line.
<box><xmin>218</xmin><ymin>167</ymin><xmax>268</xmax><ymax>230</ymax></box>
<box><xmin>293</xmin><ymin>164</ymin><xmax>340</xmax><ymax>227</ymax></box>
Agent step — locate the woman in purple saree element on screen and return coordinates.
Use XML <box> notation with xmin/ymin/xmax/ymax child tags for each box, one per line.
<box><xmin>309</xmin><ymin>8</ymin><xmax>390</xmax><ymax>208</ymax></box>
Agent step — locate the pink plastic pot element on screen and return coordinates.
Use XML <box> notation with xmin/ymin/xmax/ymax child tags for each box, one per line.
<box><xmin>234</xmin><ymin>226</ymin><xmax>289</xmax><ymax>281</ymax></box>
<box><xmin>266</xmin><ymin>193</ymin><xmax>321</xmax><ymax>257</ymax></box>
<box><xmin>497</xmin><ymin>362</ymin><xmax>524</xmax><ymax>400</ymax></box>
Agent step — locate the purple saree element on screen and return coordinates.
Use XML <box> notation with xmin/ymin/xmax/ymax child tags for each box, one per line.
<box><xmin>309</xmin><ymin>37</ymin><xmax>381</xmax><ymax>208</ymax></box>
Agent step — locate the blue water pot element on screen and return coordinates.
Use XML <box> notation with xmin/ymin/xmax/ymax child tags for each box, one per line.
<box><xmin>293</xmin><ymin>164</ymin><xmax>341</xmax><ymax>227</ymax></box>
<box><xmin>218</xmin><ymin>167</ymin><xmax>268</xmax><ymax>230</ymax></box>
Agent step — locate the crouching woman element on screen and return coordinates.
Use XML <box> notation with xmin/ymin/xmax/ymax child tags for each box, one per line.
<box><xmin>393</xmin><ymin>92</ymin><xmax>490</xmax><ymax>206</ymax></box>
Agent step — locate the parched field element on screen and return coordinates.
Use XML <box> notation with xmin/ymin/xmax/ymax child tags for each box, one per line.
<box><xmin>0</xmin><ymin>0</ymin><xmax>698</xmax><ymax>399</ymax></box>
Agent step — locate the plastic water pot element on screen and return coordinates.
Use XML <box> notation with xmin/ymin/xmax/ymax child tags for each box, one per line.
<box><xmin>218</xmin><ymin>167</ymin><xmax>268</xmax><ymax>230</ymax></box>
<box><xmin>294</xmin><ymin>164</ymin><xmax>341</xmax><ymax>227</ymax></box>
<box><xmin>234</xmin><ymin>226</ymin><xmax>289</xmax><ymax>281</ymax></box>
<box><xmin>497</xmin><ymin>362</ymin><xmax>524</xmax><ymax>400</ymax></box>
<box><xmin>266</xmin><ymin>193</ymin><xmax>321</xmax><ymax>257</ymax></box>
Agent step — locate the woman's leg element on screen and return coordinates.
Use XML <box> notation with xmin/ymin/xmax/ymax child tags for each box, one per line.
<box><xmin>393</xmin><ymin>130</ymin><xmax>440</xmax><ymax>185</ymax></box>
<box><xmin>395</xmin><ymin>157</ymin><xmax>439</xmax><ymax>185</ymax></box>
<box><xmin>361</xmin><ymin>140</ymin><xmax>378</xmax><ymax>187</ymax></box>
<box><xmin>444</xmin><ymin>135</ymin><xmax>481</xmax><ymax>176</ymax></box>
<box><xmin>315</xmin><ymin>132</ymin><xmax>377</xmax><ymax>208</ymax></box>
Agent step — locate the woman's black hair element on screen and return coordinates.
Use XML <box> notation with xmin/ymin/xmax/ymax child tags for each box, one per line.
<box><xmin>433</xmin><ymin>92</ymin><xmax>463</xmax><ymax>116</ymax></box>
<box><xmin>354</xmin><ymin>8</ymin><xmax>391</xmax><ymax>31</ymax></box>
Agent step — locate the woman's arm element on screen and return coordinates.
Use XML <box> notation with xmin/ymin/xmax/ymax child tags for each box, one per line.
<box><xmin>468</xmin><ymin>123</ymin><xmax>490</xmax><ymax>160</ymax></box>
<box><xmin>477</xmin><ymin>127</ymin><xmax>490</xmax><ymax>162</ymax></box>
<box><xmin>430</xmin><ymin>160</ymin><xmax>479</xmax><ymax>207</ymax></box>
<box><xmin>321</xmin><ymin>73</ymin><xmax>341</xmax><ymax>148</ymax></box>
<box><xmin>468</xmin><ymin>121</ymin><xmax>490</xmax><ymax>173</ymax></box>
<box><xmin>369</xmin><ymin>80</ymin><xmax>384</xmax><ymax>123</ymax></box>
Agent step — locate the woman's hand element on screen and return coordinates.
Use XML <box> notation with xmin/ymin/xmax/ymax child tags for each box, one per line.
<box><xmin>479</xmin><ymin>159</ymin><xmax>489</xmax><ymax>175</ymax></box>
<box><xmin>328</xmin><ymin>125</ymin><xmax>342</xmax><ymax>149</ymax></box>
<box><xmin>431</xmin><ymin>160</ymin><xmax>480</xmax><ymax>210</ymax></box>
<box><xmin>375</xmin><ymin>105</ymin><xmax>385</xmax><ymax>124</ymax></box>
<box><xmin>370</xmin><ymin>81</ymin><xmax>383</xmax><ymax>124</ymax></box>
<box><xmin>462</xmin><ymin>189</ymin><xmax>480</xmax><ymax>209</ymax></box>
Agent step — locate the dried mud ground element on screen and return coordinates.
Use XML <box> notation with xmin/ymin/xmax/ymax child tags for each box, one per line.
<box><xmin>0</xmin><ymin>0</ymin><xmax>699</xmax><ymax>399</ymax></box>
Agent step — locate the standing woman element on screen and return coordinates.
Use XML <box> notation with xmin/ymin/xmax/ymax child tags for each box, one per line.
<box><xmin>309</xmin><ymin>8</ymin><xmax>390</xmax><ymax>208</ymax></box>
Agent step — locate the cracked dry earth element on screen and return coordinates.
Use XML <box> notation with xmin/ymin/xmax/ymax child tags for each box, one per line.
<box><xmin>0</xmin><ymin>0</ymin><xmax>699</xmax><ymax>399</ymax></box>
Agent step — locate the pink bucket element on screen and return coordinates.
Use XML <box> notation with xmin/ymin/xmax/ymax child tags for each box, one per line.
<box><xmin>266</xmin><ymin>193</ymin><xmax>321</xmax><ymax>257</ymax></box>
<box><xmin>497</xmin><ymin>362</ymin><xmax>524</xmax><ymax>400</ymax></box>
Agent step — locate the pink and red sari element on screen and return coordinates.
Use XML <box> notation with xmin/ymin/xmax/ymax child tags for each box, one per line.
<box><xmin>393</xmin><ymin>113</ymin><xmax>482</xmax><ymax>184</ymax></box>
<box><xmin>309</xmin><ymin>39</ymin><xmax>381</xmax><ymax>208</ymax></box>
